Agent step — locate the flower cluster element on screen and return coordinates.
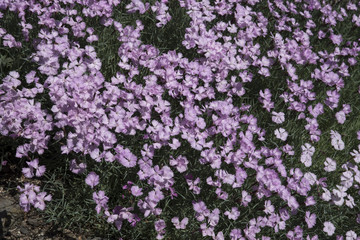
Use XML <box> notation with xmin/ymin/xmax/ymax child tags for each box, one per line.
<box><xmin>1</xmin><ymin>0</ymin><xmax>360</xmax><ymax>239</ymax></box>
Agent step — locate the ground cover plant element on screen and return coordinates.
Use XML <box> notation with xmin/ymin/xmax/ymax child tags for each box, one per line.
<box><xmin>1</xmin><ymin>0</ymin><xmax>360</xmax><ymax>239</ymax></box>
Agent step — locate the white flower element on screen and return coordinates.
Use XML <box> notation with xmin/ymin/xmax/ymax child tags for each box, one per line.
<box><xmin>301</xmin><ymin>143</ymin><xmax>315</xmax><ymax>156</ymax></box>
<box><xmin>350</xmin><ymin>145</ymin><xmax>360</xmax><ymax>163</ymax></box>
<box><xmin>324</xmin><ymin>158</ymin><xmax>336</xmax><ymax>172</ymax></box>
<box><xmin>354</xmin><ymin>172</ymin><xmax>360</xmax><ymax>184</ymax></box>
<box><xmin>332</xmin><ymin>190</ymin><xmax>345</xmax><ymax>206</ymax></box>
<box><xmin>272</xmin><ymin>111</ymin><xmax>285</xmax><ymax>124</ymax></box>
<box><xmin>332</xmin><ymin>185</ymin><xmax>347</xmax><ymax>206</ymax></box>
<box><xmin>346</xmin><ymin>230</ymin><xmax>357</xmax><ymax>240</ymax></box>
<box><xmin>330</xmin><ymin>130</ymin><xmax>345</xmax><ymax>150</ymax></box>
<box><xmin>321</xmin><ymin>187</ymin><xmax>331</xmax><ymax>201</ymax></box>
<box><xmin>346</xmin><ymin>195</ymin><xmax>355</xmax><ymax>209</ymax></box>
<box><xmin>323</xmin><ymin>221</ymin><xmax>335</xmax><ymax>236</ymax></box>
<box><xmin>341</xmin><ymin>171</ymin><xmax>354</xmax><ymax>188</ymax></box>
<box><xmin>335</xmin><ymin>110</ymin><xmax>346</xmax><ymax>124</ymax></box>
<box><xmin>301</xmin><ymin>153</ymin><xmax>312</xmax><ymax>167</ymax></box>
<box><xmin>337</xmin><ymin>184</ymin><xmax>349</xmax><ymax>193</ymax></box>
<box><xmin>274</xmin><ymin>128</ymin><xmax>288</xmax><ymax>141</ymax></box>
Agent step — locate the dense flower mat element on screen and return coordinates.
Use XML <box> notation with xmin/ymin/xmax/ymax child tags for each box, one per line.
<box><xmin>1</xmin><ymin>0</ymin><xmax>360</xmax><ymax>239</ymax></box>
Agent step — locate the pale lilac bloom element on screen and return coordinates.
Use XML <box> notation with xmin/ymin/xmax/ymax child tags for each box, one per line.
<box><xmin>85</xmin><ymin>172</ymin><xmax>100</xmax><ymax>188</ymax></box>
<box><xmin>302</xmin><ymin>143</ymin><xmax>315</xmax><ymax>155</ymax></box>
<box><xmin>272</xmin><ymin>111</ymin><xmax>285</xmax><ymax>124</ymax></box>
<box><xmin>214</xmin><ymin>231</ymin><xmax>224</xmax><ymax>240</ymax></box>
<box><xmin>131</xmin><ymin>185</ymin><xmax>143</xmax><ymax>197</ymax></box>
<box><xmin>346</xmin><ymin>230</ymin><xmax>357</xmax><ymax>240</ymax></box>
<box><xmin>17</xmin><ymin>183</ymin><xmax>51</xmax><ymax>212</ymax></box>
<box><xmin>224</xmin><ymin>207</ymin><xmax>240</xmax><ymax>220</ymax></box>
<box><xmin>241</xmin><ymin>190</ymin><xmax>252</xmax><ymax>207</ymax></box>
<box><xmin>155</xmin><ymin>219</ymin><xmax>166</xmax><ymax>231</ymax></box>
<box><xmin>323</xmin><ymin>221</ymin><xmax>335</xmax><ymax>236</ymax></box>
<box><xmin>230</xmin><ymin>229</ymin><xmax>243</xmax><ymax>240</ymax></box>
<box><xmin>282</xmin><ymin>144</ymin><xmax>294</xmax><ymax>155</ymax></box>
<box><xmin>324</xmin><ymin>158</ymin><xmax>337</xmax><ymax>172</ymax></box>
<box><xmin>200</xmin><ymin>223</ymin><xmax>214</xmax><ymax>237</ymax></box>
<box><xmin>301</xmin><ymin>154</ymin><xmax>312</xmax><ymax>167</ymax></box>
<box><xmin>22</xmin><ymin>159</ymin><xmax>46</xmax><ymax>178</ymax></box>
<box><xmin>346</xmin><ymin>195</ymin><xmax>355</xmax><ymax>209</ymax></box>
<box><xmin>34</xmin><ymin>192</ymin><xmax>52</xmax><ymax>210</ymax></box>
<box><xmin>330</xmin><ymin>33</ymin><xmax>342</xmax><ymax>45</ymax></box>
<box><xmin>306</xmin><ymin>235</ymin><xmax>318</xmax><ymax>240</ymax></box>
<box><xmin>274</xmin><ymin>128</ymin><xmax>288</xmax><ymax>141</ymax></box>
<box><xmin>215</xmin><ymin>188</ymin><xmax>228</xmax><ymax>200</ymax></box>
<box><xmin>332</xmin><ymin>186</ymin><xmax>346</xmax><ymax>206</ymax></box>
<box><xmin>169</xmin><ymin>155</ymin><xmax>188</xmax><ymax>173</ymax></box>
<box><xmin>126</xmin><ymin>0</ymin><xmax>149</xmax><ymax>14</ymax></box>
<box><xmin>208</xmin><ymin>208</ymin><xmax>220</xmax><ymax>227</ymax></box>
<box><xmin>169</xmin><ymin>138</ymin><xmax>181</xmax><ymax>150</ymax></box>
<box><xmin>69</xmin><ymin>159</ymin><xmax>87</xmax><ymax>174</ymax></box>
<box><xmin>341</xmin><ymin>171</ymin><xmax>354</xmax><ymax>188</ymax></box>
<box><xmin>93</xmin><ymin>191</ymin><xmax>109</xmax><ymax>214</ymax></box>
<box><xmin>193</xmin><ymin>201</ymin><xmax>210</xmax><ymax>221</ymax></box>
<box><xmin>304</xmin><ymin>172</ymin><xmax>317</xmax><ymax>186</ymax></box>
<box><xmin>321</xmin><ymin>187</ymin><xmax>332</xmax><ymax>202</ymax></box>
<box><xmin>187</xmin><ymin>177</ymin><xmax>201</xmax><ymax>194</ymax></box>
<box><xmin>350</xmin><ymin>145</ymin><xmax>360</xmax><ymax>163</ymax></box>
<box><xmin>263</xmin><ymin>200</ymin><xmax>274</xmax><ymax>215</ymax></box>
<box><xmin>19</xmin><ymin>192</ymin><xmax>34</xmax><ymax>212</ymax></box>
<box><xmin>305</xmin><ymin>211</ymin><xmax>316</xmax><ymax>229</ymax></box>
<box><xmin>305</xmin><ymin>196</ymin><xmax>316</xmax><ymax>206</ymax></box>
<box><xmin>330</xmin><ymin>130</ymin><xmax>345</xmax><ymax>151</ymax></box>
<box><xmin>335</xmin><ymin>111</ymin><xmax>346</xmax><ymax>124</ymax></box>
<box><xmin>22</xmin><ymin>167</ymin><xmax>34</xmax><ymax>178</ymax></box>
<box><xmin>171</xmin><ymin>217</ymin><xmax>188</xmax><ymax>229</ymax></box>
<box><xmin>154</xmin><ymin>219</ymin><xmax>166</xmax><ymax>240</ymax></box>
